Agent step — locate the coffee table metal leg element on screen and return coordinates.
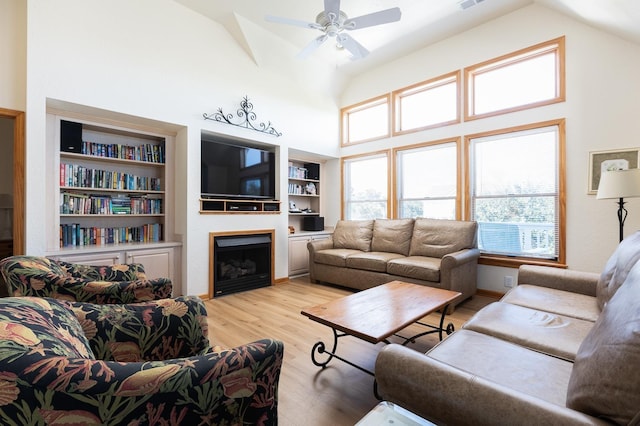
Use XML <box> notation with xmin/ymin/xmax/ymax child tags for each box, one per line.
<box><xmin>399</xmin><ymin>303</ymin><xmax>456</xmax><ymax>345</ymax></box>
<box><xmin>310</xmin><ymin>328</ymin><xmax>376</xmax><ymax>377</ymax></box>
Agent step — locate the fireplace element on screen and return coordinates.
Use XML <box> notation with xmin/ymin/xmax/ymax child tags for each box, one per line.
<box><xmin>209</xmin><ymin>230</ymin><xmax>274</xmax><ymax>297</ymax></box>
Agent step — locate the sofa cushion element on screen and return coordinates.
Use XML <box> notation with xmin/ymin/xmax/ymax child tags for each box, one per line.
<box><xmin>596</xmin><ymin>230</ymin><xmax>640</xmax><ymax>311</ymax></box>
<box><xmin>500</xmin><ymin>284</ymin><xmax>600</xmax><ymax>322</ymax></box>
<box><xmin>428</xmin><ymin>329</ymin><xmax>574</xmax><ymax>407</ymax></box>
<box><xmin>387</xmin><ymin>256</ymin><xmax>440</xmax><ymax>282</ymax></box>
<box><xmin>409</xmin><ymin>219</ymin><xmax>477</xmax><ymax>258</ymax></box>
<box><xmin>462</xmin><ymin>302</ymin><xmax>594</xmax><ymax>361</ymax></box>
<box><xmin>314</xmin><ymin>249</ymin><xmax>364</xmax><ymax>268</ymax></box>
<box><xmin>332</xmin><ymin>220</ymin><xmax>374</xmax><ymax>252</ymax></box>
<box><xmin>371</xmin><ymin>219</ymin><xmax>414</xmax><ymax>256</ymax></box>
<box><xmin>566</xmin><ymin>260</ymin><xmax>640</xmax><ymax>425</ymax></box>
<box><xmin>346</xmin><ymin>252</ymin><xmax>406</xmax><ymax>273</ymax></box>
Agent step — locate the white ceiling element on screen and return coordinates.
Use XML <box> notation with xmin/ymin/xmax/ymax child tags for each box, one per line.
<box><xmin>174</xmin><ymin>0</ymin><xmax>640</xmax><ymax>79</ymax></box>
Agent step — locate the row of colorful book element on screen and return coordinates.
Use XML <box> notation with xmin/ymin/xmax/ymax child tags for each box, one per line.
<box><xmin>81</xmin><ymin>141</ymin><xmax>165</xmax><ymax>164</ymax></box>
<box><xmin>60</xmin><ymin>223</ymin><xmax>163</xmax><ymax>247</ymax></box>
<box><xmin>60</xmin><ymin>193</ymin><xmax>163</xmax><ymax>215</ymax></box>
<box><xmin>60</xmin><ymin>163</ymin><xmax>162</xmax><ymax>191</ymax></box>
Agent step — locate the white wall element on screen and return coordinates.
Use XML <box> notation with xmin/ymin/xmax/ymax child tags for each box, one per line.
<box><xmin>14</xmin><ymin>1</ymin><xmax>640</xmax><ymax>296</ymax></box>
<box><xmin>339</xmin><ymin>4</ymin><xmax>640</xmax><ymax>292</ymax></box>
<box><xmin>23</xmin><ymin>0</ymin><xmax>340</xmax><ymax>296</ymax></box>
<box><xmin>0</xmin><ymin>0</ymin><xmax>26</xmax><ymax>110</ymax></box>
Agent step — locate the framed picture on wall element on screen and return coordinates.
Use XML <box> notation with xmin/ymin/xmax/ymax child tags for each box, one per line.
<box><xmin>588</xmin><ymin>148</ymin><xmax>640</xmax><ymax>194</ymax></box>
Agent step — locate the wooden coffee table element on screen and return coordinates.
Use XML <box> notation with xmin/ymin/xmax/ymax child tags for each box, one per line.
<box><xmin>301</xmin><ymin>280</ymin><xmax>461</xmax><ymax>383</ymax></box>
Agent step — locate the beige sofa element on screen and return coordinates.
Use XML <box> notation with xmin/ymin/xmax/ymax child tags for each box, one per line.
<box><xmin>375</xmin><ymin>232</ymin><xmax>640</xmax><ymax>426</ymax></box>
<box><xmin>307</xmin><ymin>218</ymin><xmax>479</xmax><ymax>312</ymax></box>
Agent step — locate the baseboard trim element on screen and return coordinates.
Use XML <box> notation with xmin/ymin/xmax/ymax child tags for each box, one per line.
<box><xmin>476</xmin><ymin>289</ymin><xmax>504</xmax><ymax>299</ymax></box>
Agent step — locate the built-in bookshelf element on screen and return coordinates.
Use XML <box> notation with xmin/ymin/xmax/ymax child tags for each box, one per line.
<box><xmin>287</xmin><ymin>160</ymin><xmax>320</xmax><ymax>216</ymax></box>
<box><xmin>53</xmin><ymin>118</ymin><xmax>170</xmax><ymax>250</ymax></box>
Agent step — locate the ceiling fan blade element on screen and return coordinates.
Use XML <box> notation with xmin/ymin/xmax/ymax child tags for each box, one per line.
<box><xmin>337</xmin><ymin>33</ymin><xmax>369</xmax><ymax>59</ymax></box>
<box><xmin>265</xmin><ymin>15</ymin><xmax>323</xmax><ymax>30</ymax></box>
<box><xmin>324</xmin><ymin>0</ymin><xmax>341</xmax><ymax>22</ymax></box>
<box><xmin>343</xmin><ymin>7</ymin><xmax>402</xmax><ymax>30</ymax></box>
<box><xmin>296</xmin><ymin>35</ymin><xmax>328</xmax><ymax>59</ymax></box>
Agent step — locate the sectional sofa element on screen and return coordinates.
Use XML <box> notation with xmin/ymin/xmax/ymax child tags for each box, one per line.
<box><xmin>307</xmin><ymin>218</ymin><xmax>479</xmax><ymax>312</ymax></box>
<box><xmin>375</xmin><ymin>231</ymin><xmax>640</xmax><ymax>425</ymax></box>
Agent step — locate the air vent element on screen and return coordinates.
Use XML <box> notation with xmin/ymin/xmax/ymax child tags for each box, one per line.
<box><xmin>459</xmin><ymin>0</ymin><xmax>485</xmax><ymax>10</ymax></box>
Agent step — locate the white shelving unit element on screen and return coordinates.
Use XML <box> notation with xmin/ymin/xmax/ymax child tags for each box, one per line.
<box><xmin>45</xmin><ymin>113</ymin><xmax>181</xmax><ymax>285</ymax></box>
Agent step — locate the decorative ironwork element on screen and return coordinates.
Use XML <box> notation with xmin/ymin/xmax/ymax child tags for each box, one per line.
<box><xmin>203</xmin><ymin>96</ymin><xmax>282</xmax><ymax>137</ymax></box>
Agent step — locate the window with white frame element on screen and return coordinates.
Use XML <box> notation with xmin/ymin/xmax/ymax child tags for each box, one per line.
<box><xmin>465</xmin><ymin>37</ymin><xmax>564</xmax><ymax>120</ymax></box>
<box><xmin>341</xmin><ymin>95</ymin><xmax>390</xmax><ymax>145</ymax></box>
<box><xmin>343</xmin><ymin>152</ymin><xmax>390</xmax><ymax>219</ymax></box>
<box><xmin>396</xmin><ymin>141</ymin><xmax>459</xmax><ymax>219</ymax></box>
<box><xmin>393</xmin><ymin>72</ymin><xmax>459</xmax><ymax>134</ymax></box>
<box><xmin>468</xmin><ymin>121</ymin><xmax>563</xmax><ymax>260</ymax></box>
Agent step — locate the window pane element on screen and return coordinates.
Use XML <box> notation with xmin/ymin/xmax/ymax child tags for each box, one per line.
<box><xmin>346</xmin><ymin>102</ymin><xmax>389</xmax><ymax>143</ymax></box>
<box><xmin>398</xmin><ymin>81</ymin><xmax>457</xmax><ymax>131</ymax></box>
<box><xmin>471</xmin><ymin>126</ymin><xmax>559</xmax><ymax>259</ymax></box>
<box><xmin>399</xmin><ymin>199</ymin><xmax>456</xmax><ymax>220</ymax></box>
<box><xmin>344</xmin><ymin>155</ymin><xmax>388</xmax><ymax>219</ymax></box>
<box><xmin>473</xmin><ymin>53</ymin><xmax>557</xmax><ymax>115</ymax></box>
<box><xmin>474</xmin><ymin>131</ymin><xmax>556</xmax><ymax>196</ymax></box>
<box><xmin>397</xmin><ymin>143</ymin><xmax>457</xmax><ymax>219</ymax></box>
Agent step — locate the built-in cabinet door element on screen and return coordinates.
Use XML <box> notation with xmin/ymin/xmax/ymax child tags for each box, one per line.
<box><xmin>126</xmin><ymin>248</ymin><xmax>174</xmax><ymax>281</ymax></box>
<box><xmin>288</xmin><ymin>237</ymin><xmax>311</xmax><ymax>276</ymax></box>
<box><xmin>288</xmin><ymin>233</ymin><xmax>331</xmax><ymax>277</ymax></box>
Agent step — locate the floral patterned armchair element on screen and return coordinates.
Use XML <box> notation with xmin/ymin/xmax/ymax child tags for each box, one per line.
<box><xmin>0</xmin><ymin>255</ymin><xmax>173</xmax><ymax>303</ymax></box>
<box><xmin>0</xmin><ymin>296</ymin><xmax>284</xmax><ymax>424</ymax></box>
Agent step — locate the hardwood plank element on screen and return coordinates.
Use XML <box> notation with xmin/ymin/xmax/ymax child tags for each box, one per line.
<box><xmin>204</xmin><ymin>276</ymin><xmax>496</xmax><ymax>426</ymax></box>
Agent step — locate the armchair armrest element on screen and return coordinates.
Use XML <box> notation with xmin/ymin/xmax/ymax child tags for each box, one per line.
<box><xmin>54</xmin><ymin>276</ymin><xmax>173</xmax><ymax>303</ymax></box>
<box><xmin>375</xmin><ymin>344</ymin><xmax>607</xmax><ymax>426</ymax></box>
<box><xmin>57</xmin><ymin>260</ymin><xmax>147</xmax><ymax>281</ymax></box>
<box><xmin>517</xmin><ymin>265</ymin><xmax>599</xmax><ymax>296</ymax></box>
<box><xmin>6</xmin><ymin>339</ymin><xmax>284</xmax><ymax>425</ymax></box>
<box><xmin>66</xmin><ymin>296</ymin><xmax>210</xmax><ymax>361</ymax></box>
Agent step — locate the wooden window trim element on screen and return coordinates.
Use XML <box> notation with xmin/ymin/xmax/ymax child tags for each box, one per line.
<box><xmin>464</xmin><ymin>36</ymin><xmax>565</xmax><ymax>121</ymax></box>
<box><xmin>341</xmin><ymin>94</ymin><xmax>391</xmax><ymax>146</ymax></box>
<box><xmin>464</xmin><ymin>118</ymin><xmax>566</xmax><ymax>265</ymax></box>
<box><xmin>341</xmin><ymin>149</ymin><xmax>392</xmax><ymax>219</ymax></box>
<box><xmin>392</xmin><ymin>71</ymin><xmax>461</xmax><ymax>136</ymax></box>
<box><xmin>392</xmin><ymin>138</ymin><xmax>462</xmax><ymax>219</ymax></box>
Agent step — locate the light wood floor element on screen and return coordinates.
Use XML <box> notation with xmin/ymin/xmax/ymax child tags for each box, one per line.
<box><xmin>204</xmin><ymin>276</ymin><xmax>496</xmax><ymax>426</ymax></box>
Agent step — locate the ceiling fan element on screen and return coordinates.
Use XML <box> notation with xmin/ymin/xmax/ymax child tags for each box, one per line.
<box><xmin>265</xmin><ymin>0</ymin><xmax>402</xmax><ymax>60</ymax></box>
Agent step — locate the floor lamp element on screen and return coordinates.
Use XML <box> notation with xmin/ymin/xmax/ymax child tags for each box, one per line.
<box><xmin>597</xmin><ymin>169</ymin><xmax>640</xmax><ymax>242</ymax></box>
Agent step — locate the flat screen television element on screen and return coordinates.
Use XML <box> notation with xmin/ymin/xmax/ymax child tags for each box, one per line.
<box><xmin>201</xmin><ymin>137</ymin><xmax>276</xmax><ymax>200</ymax></box>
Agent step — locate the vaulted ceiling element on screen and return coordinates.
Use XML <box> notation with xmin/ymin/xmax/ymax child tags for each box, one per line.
<box><xmin>174</xmin><ymin>0</ymin><xmax>640</xmax><ymax>81</ymax></box>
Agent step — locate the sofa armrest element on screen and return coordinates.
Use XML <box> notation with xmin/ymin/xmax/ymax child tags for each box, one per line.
<box><xmin>307</xmin><ymin>237</ymin><xmax>334</xmax><ymax>254</ymax></box>
<box><xmin>375</xmin><ymin>344</ymin><xmax>607</xmax><ymax>426</ymax></box>
<box><xmin>67</xmin><ymin>296</ymin><xmax>210</xmax><ymax>361</ymax></box>
<box><xmin>8</xmin><ymin>339</ymin><xmax>284</xmax><ymax>425</ymax></box>
<box><xmin>442</xmin><ymin>248</ymin><xmax>480</xmax><ymax>268</ymax></box>
<box><xmin>517</xmin><ymin>265</ymin><xmax>599</xmax><ymax>296</ymax></box>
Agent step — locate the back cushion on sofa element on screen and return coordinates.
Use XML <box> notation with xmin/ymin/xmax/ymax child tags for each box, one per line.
<box><xmin>371</xmin><ymin>219</ymin><xmax>414</xmax><ymax>256</ymax></box>
<box><xmin>409</xmin><ymin>219</ymin><xmax>477</xmax><ymax>258</ymax></box>
<box><xmin>566</xmin><ymin>259</ymin><xmax>640</xmax><ymax>425</ymax></box>
<box><xmin>596</xmin><ymin>230</ymin><xmax>640</xmax><ymax>311</ymax></box>
<box><xmin>332</xmin><ymin>220</ymin><xmax>374</xmax><ymax>252</ymax></box>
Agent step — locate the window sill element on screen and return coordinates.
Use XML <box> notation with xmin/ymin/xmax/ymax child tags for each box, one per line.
<box><xmin>479</xmin><ymin>254</ymin><xmax>567</xmax><ymax>269</ymax></box>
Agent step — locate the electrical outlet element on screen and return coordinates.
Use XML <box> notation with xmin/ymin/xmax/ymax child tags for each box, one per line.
<box><xmin>504</xmin><ymin>276</ymin><xmax>514</xmax><ymax>288</ymax></box>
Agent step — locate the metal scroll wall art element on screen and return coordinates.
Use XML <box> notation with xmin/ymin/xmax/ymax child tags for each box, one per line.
<box><xmin>203</xmin><ymin>96</ymin><xmax>282</xmax><ymax>137</ymax></box>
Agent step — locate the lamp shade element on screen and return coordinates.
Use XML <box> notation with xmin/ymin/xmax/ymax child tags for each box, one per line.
<box><xmin>597</xmin><ymin>169</ymin><xmax>640</xmax><ymax>199</ymax></box>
